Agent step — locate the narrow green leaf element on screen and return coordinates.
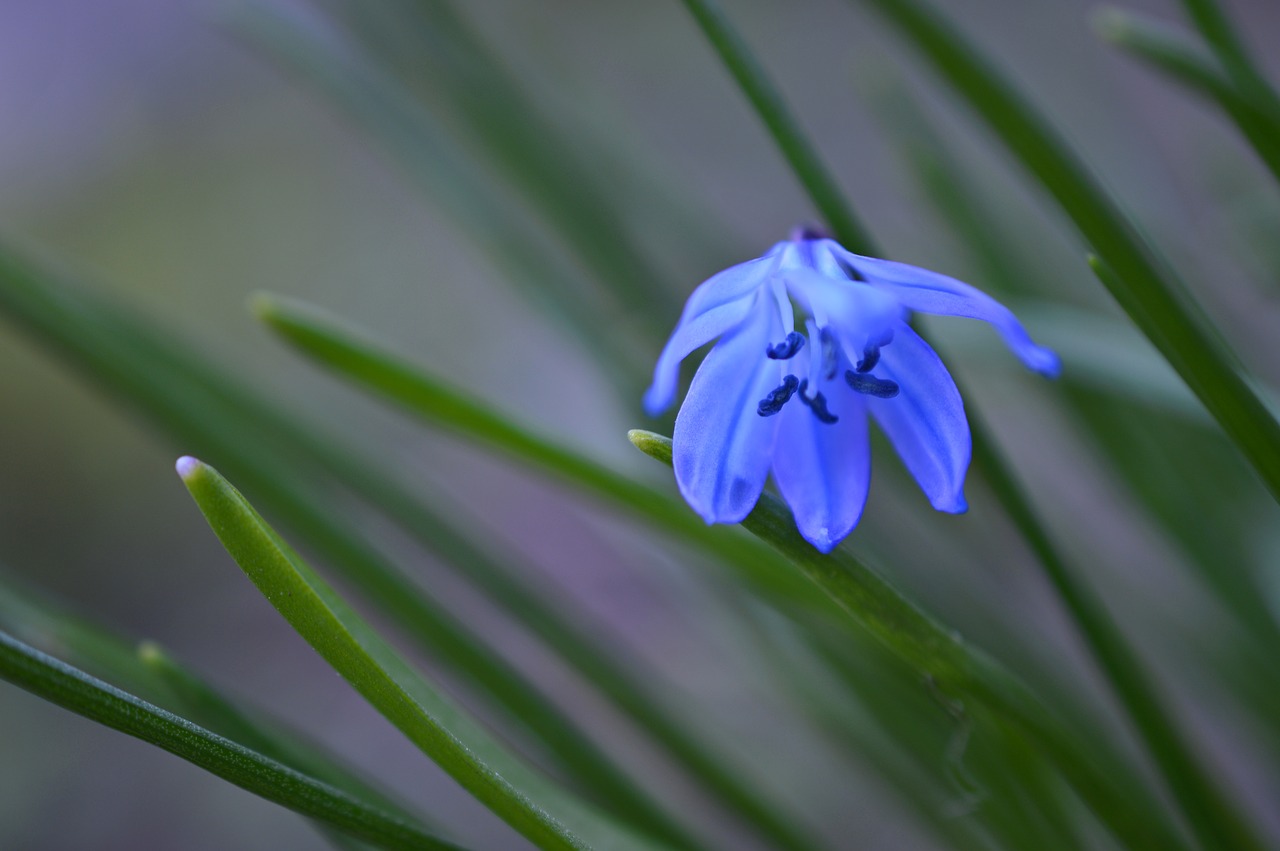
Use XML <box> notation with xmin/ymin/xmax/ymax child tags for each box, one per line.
<box><xmin>176</xmin><ymin>456</ymin><xmax>661</xmax><ymax>851</ymax></box>
<box><xmin>626</xmin><ymin>430</ymin><xmax>1191</xmax><ymax>851</ymax></box>
<box><xmin>676</xmin><ymin>0</ymin><xmax>876</xmax><ymax>254</ymax></box>
<box><xmin>1178</xmin><ymin>0</ymin><xmax>1280</xmax><ymax>137</ymax></box>
<box><xmin>228</xmin><ymin>2</ymin><xmax>642</xmax><ymax>387</ymax></box>
<box><xmin>0</xmin><ymin>244</ymin><xmax>801</xmax><ymax>849</ymax></box>
<box><xmin>0</xmin><ymin>629</ymin><xmax>459</xmax><ymax>851</ymax></box>
<box><xmin>303</xmin><ymin>0</ymin><xmax>682</xmax><ymax>337</ymax></box>
<box><xmin>251</xmin><ymin>292</ymin><xmax>829</xmax><ymax>613</ymax></box>
<box><xmin>0</xmin><ymin>243</ymin><xmax>697</xmax><ymax>847</ymax></box>
<box><xmin>1094</xmin><ymin>7</ymin><xmax>1280</xmax><ymax>184</ymax></box>
<box><xmin>667</xmin><ymin>13</ymin><xmax>1251</xmax><ymax>843</ymax></box>
<box><xmin>854</xmin><ymin>0</ymin><xmax>1280</xmax><ymax>511</ymax></box>
<box><xmin>0</xmin><ymin>569</ymin><xmax>429</xmax><ymax>839</ymax></box>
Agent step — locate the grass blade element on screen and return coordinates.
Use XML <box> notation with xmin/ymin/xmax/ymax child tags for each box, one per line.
<box><xmin>1094</xmin><ymin>7</ymin><xmax>1280</xmax><ymax>184</ymax></box>
<box><xmin>229</xmin><ymin>2</ymin><xmax>643</xmax><ymax>388</ymax></box>
<box><xmin>251</xmin><ymin>292</ymin><xmax>830</xmax><ymax>613</ymax></box>
<box><xmin>307</xmin><ymin>0</ymin><xmax>682</xmax><ymax>336</ymax></box>
<box><xmin>677</xmin><ymin>0</ymin><xmax>876</xmax><ymax>254</ymax></box>
<box><xmin>176</xmin><ymin>456</ymin><xmax>662</xmax><ymax>851</ymax></box>
<box><xmin>854</xmin><ymin>0</ymin><xmax>1280</xmax><ymax>510</ymax></box>
<box><xmin>1178</xmin><ymin>0</ymin><xmax>1280</xmax><ymax>135</ymax></box>
<box><xmin>0</xmin><ymin>242</ymin><xmax>700</xmax><ymax>848</ymax></box>
<box><xmin>625</xmin><ymin>429</ymin><xmax>1190</xmax><ymax>851</ymax></box>
<box><xmin>0</xmin><ymin>629</ymin><xmax>459</xmax><ymax>851</ymax></box>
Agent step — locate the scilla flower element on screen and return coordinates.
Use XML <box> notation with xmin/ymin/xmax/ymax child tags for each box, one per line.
<box><xmin>645</xmin><ymin>226</ymin><xmax>1059</xmax><ymax>553</ymax></box>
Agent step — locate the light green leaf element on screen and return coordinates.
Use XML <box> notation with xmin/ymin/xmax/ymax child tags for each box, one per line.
<box><xmin>0</xmin><ymin>242</ymin><xmax>699</xmax><ymax>846</ymax></box>
<box><xmin>0</xmin><ymin>629</ymin><xmax>459</xmax><ymax>851</ymax></box>
<box><xmin>626</xmin><ymin>430</ymin><xmax>1191</xmax><ymax>851</ymax></box>
<box><xmin>250</xmin><ymin>292</ymin><xmax>830</xmax><ymax>613</ymax></box>
<box><xmin>177</xmin><ymin>456</ymin><xmax>663</xmax><ymax>851</ymax></box>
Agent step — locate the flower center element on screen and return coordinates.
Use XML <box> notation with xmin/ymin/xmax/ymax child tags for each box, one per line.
<box><xmin>756</xmin><ymin>324</ymin><xmax>899</xmax><ymax>423</ymax></box>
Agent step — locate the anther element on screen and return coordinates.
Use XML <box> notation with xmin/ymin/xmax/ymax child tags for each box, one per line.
<box><xmin>818</xmin><ymin>327</ymin><xmax>838</xmax><ymax>380</ymax></box>
<box><xmin>845</xmin><ymin>370</ymin><xmax>900</xmax><ymax>399</ymax></box>
<box><xmin>757</xmin><ymin>375</ymin><xmax>800</xmax><ymax>417</ymax></box>
<box><xmin>798</xmin><ymin>379</ymin><xmax>840</xmax><ymax>424</ymax></box>
<box><xmin>856</xmin><ymin>328</ymin><xmax>895</xmax><ymax>372</ymax></box>
<box><xmin>765</xmin><ymin>332</ymin><xmax>806</xmax><ymax>360</ymax></box>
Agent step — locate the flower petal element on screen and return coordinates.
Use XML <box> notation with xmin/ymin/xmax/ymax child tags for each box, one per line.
<box><xmin>772</xmin><ymin>383</ymin><xmax>871</xmax><ymax>553</ymax></box>
<box><xmin>868</xmin><ymin>322</ymin><xmax>970</xmax><ymax>513</ymax></box>
<box><xmin>644</xmin><ymin>246</ymin><xmax>782</xmax><ymax>415</ymax></box>
<box><xmin>829</xmin><ymin>244</ymin><xmax>1060</xmax><ymax>377</ymax></box>
<box><xmin>673</xmin><ymin>296</ymin><xmax>783</xmax><ymax>524</ymax></box>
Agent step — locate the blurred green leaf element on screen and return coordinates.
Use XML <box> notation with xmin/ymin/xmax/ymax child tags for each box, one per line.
<box><xmin>177</xmin><ymin>456</ymin><xmax>663</xmax><ymax>851</ymax></box>
<box><xmin>0</xmin><ymin>241</ymin><xmax>699</xmax><ymax>846</ymax></box>
<box><xmin>626</xmin><ymin>430</ymin><xmax>1190</xmax><ymax>851</ymax></box>
<box><xmin>304</xmin><ymin>0</ymin><xmax>682</xmax><ymax>338</ymax></box>
<box><xmin>1178</xmin><ymin>0</ymin><xmax>1280</xmax><ymax>140</ymax></box>
<box><xmin>1094</xmin><ymin>7</ymin><xmax>1280</xmax><ymax>185</ymax></box>
<box><xmin>854</xmin><ymin>0</ymin><xmax>1280</xmax><ymax>514</ymax></box>
<box><xmin>677</xmin><ymin>0</ymin><xmax>876</xmax><ymax>254</ymax></box>
<box><xmin>0</xmin><ymin>570</ymin><xmax>426</xmax><ymax>850</ymax></box>
<box><xmin>228</xmin><ymin>1</ymin><xmax>643</xmax><ymax>389</ymax></box>
<box><xmin>0</xmin><ymin>629</ymin><xmax>459</xmax><ymax>851</ymax></box>
<box><xmin>251</xmin><ymin>292</ymin><xmax>831</xmax><ymax>613</ymax></box>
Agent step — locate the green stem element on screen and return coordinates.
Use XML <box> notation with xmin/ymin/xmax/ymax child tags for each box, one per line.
<box><xmin>858</xmin><ymin>0</ymin><xmax>1280</xmax><ymax>509</ymax></box>
<box><xmin>1180</xmin><ymin>0</ymin><xmax>1280</xmax><ymax>133</ymax></box>
<box><xmin>0</xmin><ymin>631</ymin><xmax>458</xmax><ymax>851</ymax></box>
<box><xmin>677</xmin><ymin>0</ymin><xmax>877</xmax><ymax>254</ymax></box>
<box><xmin>628</xmin><ymin>430</ymin><xmax>1190</xmax><ymax>851</ymax></box>
<box><xmin>1095</xmin><ymin>7</ymin><xmax>1280</xmax><ymax>185</ymax></box>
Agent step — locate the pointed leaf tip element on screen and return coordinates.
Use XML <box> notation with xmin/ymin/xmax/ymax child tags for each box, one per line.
<box><xmin>175</xmin><ymin>456</ymin><xmax>202</xmax><ymax>481</ymax></box>
<box><xmin>247</xmin><ymin>291</ymin><xmax>279</xmax><ymax>322</ymax></box>
<box><xmin>627</xmin><ymin>430</ymin><xmax>673</xmax><ymax>466</ymax></box>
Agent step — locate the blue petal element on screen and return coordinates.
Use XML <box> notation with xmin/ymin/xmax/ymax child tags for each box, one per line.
<box><xmin>868</xmin><ymin>322</ymin><xmax>970</xmax><ymax>513</ymax></box>
<box><xmin>828</xmin><ymin>244</ymin><xmax>1061</xmax><ymax>377</ymax></box>
<box><xmin>772</xmin><ymin>380</ymin><xmax>870</xmax><ymax>553</ymax></box>
<box><xmin>781</xmin><ymin>267</ymin><xmax>903</xmax><ymax>349</ymax></box>
<box><xmin>673</xmin><ymin>296</ymin><xmax>782</xmax><ymax>524</ymax></box>
<box><xmin>644</xmin><ymin>247</ymin><xmax>782</xmax><ymax>415</ymax></box>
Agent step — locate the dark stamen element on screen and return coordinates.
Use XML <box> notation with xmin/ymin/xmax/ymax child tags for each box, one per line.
<box><xmin>765</xmin><ymin>332</ymin><xmax>806</xmax><ymax>360</ymax></box>
<box><xmin>819</xmin><ymin>327</ymin><xmax>838</xmax><ymax>379</ymax></box>
<box><xmin>757</xmin><ymin>375</ymin><xmax>800</xmax><ymax>417</ymax></box>
<box><xmin>855</xmin><ymin>345</ymin><xmax>880</xmax><ymax>373</ymax></box>
<box><xmin>856</xmin><ymin>329</ymin><xmax>894</xmax><ymax>373</ymax></box>
<box><xmin>798</xmin><ymin>379</ymin><xmax>839</xmax><ymax>424</ymax></box>
<box><xmin>845</xmin><ymin>370</ymin><xmax>900</xmax><ymax>399</ymax></box>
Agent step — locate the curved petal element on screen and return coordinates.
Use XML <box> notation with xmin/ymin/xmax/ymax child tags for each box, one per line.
<box><xmin>644</xmin><ymin>296</ymin><xmax>757</xmax><ymax>414</ymax></box>
<box><xmin>868</xmin><ymin>322</ymin><xmax>970</xmax><ymax>513</ymax></box>
<box><xmin>828</xmin><ymin>244</ymin><xmax>1060</xmax><ymax>377</ymax></box>
<box><xmin>772</xmin><ymin>382</ymin><xmax>871</xmax><ymax>553</ymax></box>
<box><xmin>644</xmin><ymin>245</ymin><xmax>783</xmax><ymax>415</ymax></box>
<box><xmin>673</xmin><ymin>296</ymin><xmax>783</xmax><ymax>524</ymax></box>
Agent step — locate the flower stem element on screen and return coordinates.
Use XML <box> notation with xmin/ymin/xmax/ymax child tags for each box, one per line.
<box><xmin>677</xmin><ymin>0</ymin><xmax>878</xmax><ymax>255</ymax></box>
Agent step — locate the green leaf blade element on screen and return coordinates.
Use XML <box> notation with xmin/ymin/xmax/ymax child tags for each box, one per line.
<box><xmin>0</xmin><ymin>630</ymin><xmax>459</xmax><ymax>851</ymax></box>
<box><xmin>176</xmin><ymin>455</ymin><xmax>662</xmax><ymax>851</ymax></box>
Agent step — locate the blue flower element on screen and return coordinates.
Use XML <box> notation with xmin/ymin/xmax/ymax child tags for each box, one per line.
<box><xmin>644</xmin><ymin>228</ymin><xmax>1059</xmax><ymax>553</ymax></box>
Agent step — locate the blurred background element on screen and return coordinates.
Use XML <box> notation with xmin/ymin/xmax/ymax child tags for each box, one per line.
<box><xmin>1</xmin><ymin>0</ymin><xmax>1278</xmax><ymax>848</ymax></box>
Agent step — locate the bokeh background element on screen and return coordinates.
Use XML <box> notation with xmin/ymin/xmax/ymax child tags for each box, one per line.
<box><xmin>1</xmin><ymin>0</ymin><xmax>1278</xmax><ymax>848</ymax></box>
